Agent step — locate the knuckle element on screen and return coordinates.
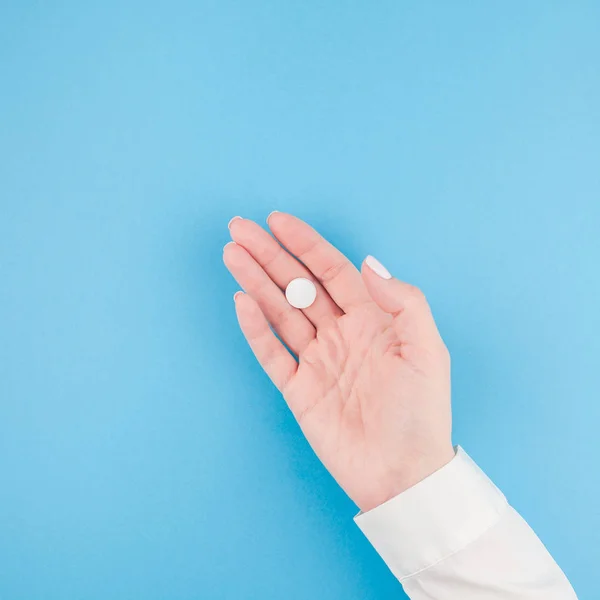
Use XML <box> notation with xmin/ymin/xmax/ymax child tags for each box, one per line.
<box><xmin>297</xmin><ymin>236</ymin><xmax>322</xmax><ymax>261</ymax></box>
<box><xmin>403</xmin><ymin>285</ymin><xmax>427</xmax><ymax>307</ymax></box>
<box><xmin>261</xmin><ymin>245</ymin><xmax>282</xmax><ymax>269</ymax></box>
<box><xmin>319</xmin><ymin>260</ymin><xmax>350</xmax><ymax>284</ymax></box>
<box><xmin>270</xmin><ymin>304</ymin><xmax>292</xmax><ymax>328</ymax></box>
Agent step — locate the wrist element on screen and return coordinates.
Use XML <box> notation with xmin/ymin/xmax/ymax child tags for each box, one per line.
<box><xmin>358</xmin><ymin>445</ymin><xmax>456</xmax><ymax>513</ymax></box>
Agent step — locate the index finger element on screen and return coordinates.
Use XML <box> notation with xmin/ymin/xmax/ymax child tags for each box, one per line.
<box><xmin>266</xmin><ymin>212</ymin><xmax>372</xmax><ymax>311</ymax></box>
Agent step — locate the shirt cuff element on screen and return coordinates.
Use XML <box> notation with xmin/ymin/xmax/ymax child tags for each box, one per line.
<box><xmin>354</xmin><ymin>447</ymin><xmax>508</xmax><ymax>581</ymax></box>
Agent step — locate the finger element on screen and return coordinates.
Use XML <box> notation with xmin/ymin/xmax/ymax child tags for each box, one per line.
<box><xmin>361</xmin><ymin>255</ymin><xmax>442</xmax><ymax>346</ymax></box>
<box><xmin>224</xmin><ymin>242</ymin><xmax>315</xmax><ymax>354</ymax></box>
<box><xmin>266</xmin><ymin>212</ymin><xmax>372</xmax><ymax>311</ymax></box>
<box><xmin>229</xmin><ymin>217</ymin><xmax>343</xmax><ymax>328</ymax></box>
<box><xmin>234</xmin><ymin>292</ymin><xmax>297</xmax><ymax>392</ymax></box>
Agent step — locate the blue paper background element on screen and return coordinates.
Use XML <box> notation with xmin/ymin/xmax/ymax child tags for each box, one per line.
<box><xmin>1</xmin><ymin>2</ymin><xmax>598</xmax><ymax>598</ymax></box>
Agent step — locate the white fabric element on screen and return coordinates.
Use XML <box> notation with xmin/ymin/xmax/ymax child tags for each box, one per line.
<box><xmin>355</xmin><ymin>447</ymin><xmax>577</xmax><ymax>599</ymax></box>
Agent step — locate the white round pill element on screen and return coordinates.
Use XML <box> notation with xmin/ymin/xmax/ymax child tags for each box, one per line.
<box><xmin>285</xmin><ymin>277</ymin><xmax>317</xmax><ymax>309</ymax></box>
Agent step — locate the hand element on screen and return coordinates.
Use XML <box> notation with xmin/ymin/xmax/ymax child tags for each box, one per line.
<box><xmin>224</xmin><ymin>212</ymin><xmax>454</xmax><ymax>512</ymax></box>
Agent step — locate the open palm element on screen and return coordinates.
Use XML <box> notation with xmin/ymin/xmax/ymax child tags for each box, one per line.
<box><xmin>224</xmin><ymin>212</ymin><xmax>453</xmax><ymax>511</ymax></box>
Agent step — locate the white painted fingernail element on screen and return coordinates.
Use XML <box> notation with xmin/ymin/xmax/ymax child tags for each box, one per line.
<box><xmin>266</xmin><ymin>210</ymin><xmax>279</xmax><ymax>223</ymax></box>
<box><xmin>233</xmin><ymin>291</ymin><xmax>243</xmax><ymax>301</ymax></box>
<box><xmin>228</xmin><ymin>216</ymin><xmax>242</xmax><ymax>229</ymax></box>
<box><xmin>365</xmin><ymin>255</ymin><xmax>392</xmax><ymax>279</ymax></box>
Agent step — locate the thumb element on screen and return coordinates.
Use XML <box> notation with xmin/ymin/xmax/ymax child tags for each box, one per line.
<box><xmin>361</xmin><ymin>255</ymin><xmax>442</xmax><ymax>346</ymax></box>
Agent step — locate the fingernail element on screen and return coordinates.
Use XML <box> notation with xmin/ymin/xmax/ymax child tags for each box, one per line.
<box><xmin>233</xmin><ymin>291</ymin><xmax>243</xmax><ymax>301</ymax></box>
<box><xmin>228</xmin><ymin>216</ymin><xmax>242</xmax><ymax>229</ymax></box>
<box><xmin>365</xmin><ymin>255</ymin><xmax>392</xmax><ymax>279</ymax></box>
<box><xmin>223</xmin><ymin>241</ymin><xmax>236</xmax><ymax>251</ymax></box>
<box><xmin>266</xmin><ymin>210</ymin><xmax>279</xmax><ymax>224</ymax></box>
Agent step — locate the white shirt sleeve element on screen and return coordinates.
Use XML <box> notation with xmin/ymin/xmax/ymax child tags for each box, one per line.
<box><xmin>355</xmin><ymin>447</ymin><xmax>577</xmax><ymax>599</ymax></box>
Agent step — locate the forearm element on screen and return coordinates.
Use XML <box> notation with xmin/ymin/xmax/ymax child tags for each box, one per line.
<box><xmin>356</xmin><ymin>448</ymin><xmax>577</xmax><ymax>599</ymax></box>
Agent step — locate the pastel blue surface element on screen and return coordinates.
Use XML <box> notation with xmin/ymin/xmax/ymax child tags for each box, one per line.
<box><xmin>1</xmin><ymin>2</ymin><xmax>598</xmax><ymax>598</ymax></box>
